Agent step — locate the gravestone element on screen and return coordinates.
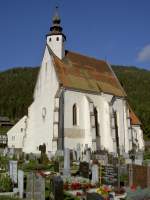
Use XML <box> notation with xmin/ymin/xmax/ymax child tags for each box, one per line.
<box><xmin>63</xmin><ymin>148</ymin><xmax>70</xmax><ymax>176</ymax></box>
<box><xmin>51</xmin><ymin>176</ymin><xmax>63</xmax><ymax>200</ymax></box>
<box><xmin>92</xmin><ymin>164</ymin><xmax>99</xmax><ymax>184</ymax></box>
<box><xmin>28</xmin><ymin>153</ymin><xmax>36</xmax><ymax>161</ymax></box>
<box><xmin>79</xmin><ymin>161</ymin><xmax>89</xmax><ymax>178</ymax></box>
<box><xmin>95</xmin><ymin>154</ymin><xmax>108</xmax><ymax>165</ymax></box>
<box><xmin>9</xmin><ymin>148</ymin><xmax>14</xmax><ymax>158</ymax></box>
<box><xmin>26</xmin><ymin>172</ymin><xmax>45</xmax><ymax>200</ymax></box>
<box><xmin>9</xmin><ymin>160</ymin><xmax>18</xmax><ymax>184</ymax></box>
<box><xmin>76</xmin><ymin>143</ymin><xmax>81</xmax><ymax>161</ymax></box>
<box><xmin>102</xmin><ymin>165</ymin><xmax>118</xmax><ymax>186</ymax></box>
<box><xmin>87</xmin><ymin>192</ymin><xmax>104</xmax><ymax>200</ymax></box>
<box><xmin>18</xmin><ymin>170</ymin><xmax>24</xmax><ymax>198</ymax></box>
<box><xmin>85</xmin><ymin>149</ymin><xmax>91</xmax><ymax>163</ymax></box>
<box><xmin>47</xmin><ymin>151</ymin><xmax>53</xmax><ymax>160</ymax></box>
<box><xmin>3</xmin><ymin>147</ymin><xmax>8</xmax><ymax>156</ymax></box>
<box><xmin>54</xmin><ymin>161</ymin><xmax>59</xmax><ymax>172</ymax></box>
<box><xmin>55</xmin><ymin>150</ymin><xmax>64</xmax><ymax>157</ymax></box>
<box><xmin>73</xmin><ymin>149</ymin><xmax>77</xmax><ymax>161</ymax></box>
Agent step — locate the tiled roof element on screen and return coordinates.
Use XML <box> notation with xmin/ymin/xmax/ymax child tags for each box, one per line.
<box><xmin>49</xmin><ymin>47</ymin><xmax>127</xmax><ymax>97</ymax></box>
<box><xmin>129</xmin><ymin>109</ymin><xmax>141</xmax><ymax>125</ymax></box>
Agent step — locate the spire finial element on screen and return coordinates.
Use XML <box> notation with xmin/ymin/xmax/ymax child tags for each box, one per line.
<box><xmin>52</xmin><ymin>6</ymin><xmax>61</xmax><ymax>24</ymax></box>
<box><xmin>46</xmin><ymin>6</ymin><xmax>66</xmax><ymax>41</ymax></box>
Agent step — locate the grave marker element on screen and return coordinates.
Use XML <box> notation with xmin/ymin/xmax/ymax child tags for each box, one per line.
<box><xmin>63</xmin><ymin>148</ymin><xmax>70</xmax><ymax>176</ymax></box>
<box><xmin>18</xmin><ymin>170</ymin><xmax>24</xmax><ymax>198</ymax></box>
<box><xmin>79</xmin><ymin>161</ymin><xmax>89</xmax><ymax>178</ymax></box>
<box><xmin>9</xmin><ymin>160</ymin><xmax>18</xmax><ymax>184</ymax></box>
<box><xmin>51</xmin><ymin>176</ymin><xmax>63</xmax><ymax>200</ymax></box>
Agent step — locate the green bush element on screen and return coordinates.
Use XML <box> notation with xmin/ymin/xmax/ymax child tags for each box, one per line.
<box><xmin>0</xmin><ymin>174</ymin><xmax>13</xmax><ymax>192</ymax></box>
<box><xmin>21</xmin><ymin>160</ymin><xmax>54</xmax><ymax>171</ymax></box>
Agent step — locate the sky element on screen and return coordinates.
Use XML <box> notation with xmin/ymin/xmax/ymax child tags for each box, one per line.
<box><xmin>0</xmin><ymin>0</ymin><xmax>150</xmax><ymax>71</ymax></box>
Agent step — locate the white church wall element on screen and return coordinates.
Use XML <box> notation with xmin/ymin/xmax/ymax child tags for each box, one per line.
<box><xmin>23</xmin><ymin>46</ymin><xmax>59</xmax><ymax>154</ymax></box>
<box><xmin>64</xmin><ymin>90</ymin><xmax>114</xmax><ymax>152</ymax></box>
<box><xmin>102</xmin><ymin>94</ymin><xmax>131</xmax><ymax>153</ymax></box>
<box><xmin>7</xmin><ymin>116</ymin><xmax>27</xmax><ymax>149</ymax></box>
<box><xmin>47</xmin><ymin>35</ymin><xmax>65</xmax><ymax>59</ymax></box>
<box><xmin>132</xmin><ymin>125</ymin><xmax>145</xmax><ymax>151</ymax></box>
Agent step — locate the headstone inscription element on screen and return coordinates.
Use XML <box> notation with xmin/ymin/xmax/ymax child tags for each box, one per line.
<box><xmin>79</xmin><ymin>161</ymin><xmax>89</xmax><ymax>178</ymax></box>
<box><xmin>63</xmin><ymin>148</ymin><xmax>70</xmax><ymax>176</ymax></box>
<box><xmin>26</xmin><ymin>172</ymin><xmax>45</xmax><ymax>200</ymax></box>
<box><xmin>51</xmin><ymin>176</ymin><xmax>63</xmax><ymax>200</ymax></box>
<box><xmin>101</xmin><ymin>165</ymin><xmax>118</xmax><ymax>186</ymax></box>
<box><xmin>9</xmin><ymin>160</ymin><xmax>18</xmax><ymax>184</ymax></box>
<box><xmin>92</xmin><ymin>164</ymin><xmax>99</xmax><ymax>184</ymax></box>
<box><xmin>18</xmin><ymin>170</ymin><xmax>24</xmax><ymax>198</ymax></box>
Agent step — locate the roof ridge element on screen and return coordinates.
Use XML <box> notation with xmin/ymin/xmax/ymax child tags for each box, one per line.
<box><xmin>65</xmin><ymin>50</ymin><xmax>106</xmax><ymax>63</ymax></box>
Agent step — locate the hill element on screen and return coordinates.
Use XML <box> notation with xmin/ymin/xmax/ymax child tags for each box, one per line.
<box><xmin>0</xmin><ymin>65</ymin><xmax>150</xmax><ymax>140</ymax></box>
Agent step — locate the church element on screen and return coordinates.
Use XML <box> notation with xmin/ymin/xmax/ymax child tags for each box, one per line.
<box><xmin>7</xmin><ymin>10</ymin><xmax>144</xmax><ymax>158</ymax></box>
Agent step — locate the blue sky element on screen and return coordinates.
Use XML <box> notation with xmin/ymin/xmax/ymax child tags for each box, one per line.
<box><xmin>0</xmin><ymin>0</ymin><xmax>150</xmax><ymax>71</ymax></box>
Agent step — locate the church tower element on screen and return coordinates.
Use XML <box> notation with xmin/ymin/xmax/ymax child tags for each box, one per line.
<box><xmin>46</xmin><ymin>7</ymin><xmax>66</xmax><ymax>59</ymax></box>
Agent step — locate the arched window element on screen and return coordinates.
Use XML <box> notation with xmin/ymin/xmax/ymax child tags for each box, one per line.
<box><xmin>73</xmin><ymin>104</ymin><xmax>78</xmax><ymax>126</ymax></box>
<box><xmin>94</xmin><ymin>107</ymin><xmax>99</xmax><ymax>136</ymax></box>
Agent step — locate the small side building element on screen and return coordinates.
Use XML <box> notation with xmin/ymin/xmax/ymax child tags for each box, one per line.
<box><xmin>7</xmin><ymin>116</ymin><xmax>27</xmax><ymax>156</ymax></box>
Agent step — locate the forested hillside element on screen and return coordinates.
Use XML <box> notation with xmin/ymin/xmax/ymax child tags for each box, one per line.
<box><xmin>0</xmin><ymin>66</ymin><xmax>150</xmax><ymax>140</ymax></box>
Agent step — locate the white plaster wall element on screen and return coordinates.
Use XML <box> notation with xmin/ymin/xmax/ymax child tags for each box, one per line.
<box><xmin>23</xmin><ymin>46</ymin><xmax>59</xmax><ymax>153</ymax></box>
<box><xmin>47</xmin><ymin>35</ymin><xmax>65</xmax><ymax>59</ymax></box>
<box><xmin>102</xmin><ymin>94</ymin><xmax>131</xmax><ymax>153</ymax></box>
<box><xmin>64</xmin><ymin>90</ymin><xmax>114</xmax><ymax>152</ymax></box>
<box><xmin>123</xmin><ymin>102</ymin><xmax>130</xmax><ymax>153</ymax></box>
<box><xmin>132</xmin><ymin>125</ymin><xmax>145</xmax><ymax>150</ymax></box>
<box><xmin>7</xmin><ymin>116</ymin><xmax>27</xmax><ymax>149</ymax></box>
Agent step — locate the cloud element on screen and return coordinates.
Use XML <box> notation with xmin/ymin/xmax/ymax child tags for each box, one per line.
<box><xmin>137</xmin><ymin>44</ymin><xmax>150</xmax><ymax>62</ymax></box>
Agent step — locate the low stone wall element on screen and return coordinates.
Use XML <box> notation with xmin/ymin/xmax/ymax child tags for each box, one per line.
<box><xmin>0</xmin><ymin>191</ymin><xmax>17</xmax><ymax>196</ymax></box>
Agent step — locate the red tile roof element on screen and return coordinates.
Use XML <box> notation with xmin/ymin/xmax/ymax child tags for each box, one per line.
<box><xmin>49</xmin><ymin>47</ymin><xmax>127</xmax><ymax>97</ymax></box>
<box><xmin>129</xmin><ymin>109</ymin><xmax>141</xmax><ymax>125</ymax></box>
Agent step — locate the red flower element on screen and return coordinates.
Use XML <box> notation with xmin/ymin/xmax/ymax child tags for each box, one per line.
<box><xmin>76</xmin><ymin>192</ymin><xmax>82</xmax><ymax>196</ymax></box>
<box><xmin>131</xmin><ymin>184</ymin><xmax>136</xmax><ymax>191</ymax></box>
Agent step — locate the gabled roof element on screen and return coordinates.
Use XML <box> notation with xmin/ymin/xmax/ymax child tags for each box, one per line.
<box><xmin>129</xmin><ymin>109</ymin><xmax>141</xmax><ymax>125</ymax></box>
<box><xmin>48</xmin><ymin>46</ymin><xmax>126</xmax><ymax>97</ymax></box>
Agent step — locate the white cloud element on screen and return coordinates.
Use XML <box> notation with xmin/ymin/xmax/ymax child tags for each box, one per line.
<box><xmin>137</xmin><ymin>44</ymin><xmax>150</xmax><ymax>62</ymax></box>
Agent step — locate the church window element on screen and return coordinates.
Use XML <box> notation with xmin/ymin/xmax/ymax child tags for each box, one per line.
<box><xmin>56</xmin><ymin>37</ymin><xmax>59</xmax><ymax>41</ymax></box>
<box><xmin>73</xmin><ymin>104</ymin><xmax>78</xmax><ymax>126</ymax></box>
<box><xmin>12</xmin><ymin>136</ymin><xmax>15</xmax><ymax>141</ymax></box>
<box><xmin>49</xmin><ymin>37</ymin><xmax>51</xmax><ymax>42</ymax></box>
<box><xmin>94</xmin><ymin>107</ymin><xmax>99</xmax><ymax>136</ymax></box>
<box><xmin>21</xmin><ymin>128</ymin><xmax>23</xmax><ymax>132</ymax></box>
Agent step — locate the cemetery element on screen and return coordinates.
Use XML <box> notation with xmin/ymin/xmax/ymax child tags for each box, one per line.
<box><xmin>0</xmin><ymin>146</ymin><xmax>150</xmax><ymax>200</ymax></box>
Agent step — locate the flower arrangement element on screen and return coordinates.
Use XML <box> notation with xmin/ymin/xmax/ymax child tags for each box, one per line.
<box><xmin>63</xmin><ymin>176</ymin><xmax>96</xmax><ymax>191</ymax></box>
<box><xmin>64</xmin><ymin>181</ymin><xmax>96</xmax><ymax>191</ymax></box>
<box><xmin>96</xmin><ymin>185</ymin><xmax>112</xmax><ymax>199</ymax></box>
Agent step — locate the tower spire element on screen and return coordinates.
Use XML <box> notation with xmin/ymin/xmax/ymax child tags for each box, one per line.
<box><xmin>47</xmin><ymin>6</ymin><xmax>66</xmax><ymax>40</ymax></box>
<box><xmin>46</xmin><ymin>6</ymin><xmax>66</xmax><ymax>59</ymax></box>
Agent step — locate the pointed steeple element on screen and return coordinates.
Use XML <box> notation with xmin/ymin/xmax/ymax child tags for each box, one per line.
<box><xmin>47</xmin><ymin>6</ymin><xmax>66</xmax><ymax>40</ymax></box>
